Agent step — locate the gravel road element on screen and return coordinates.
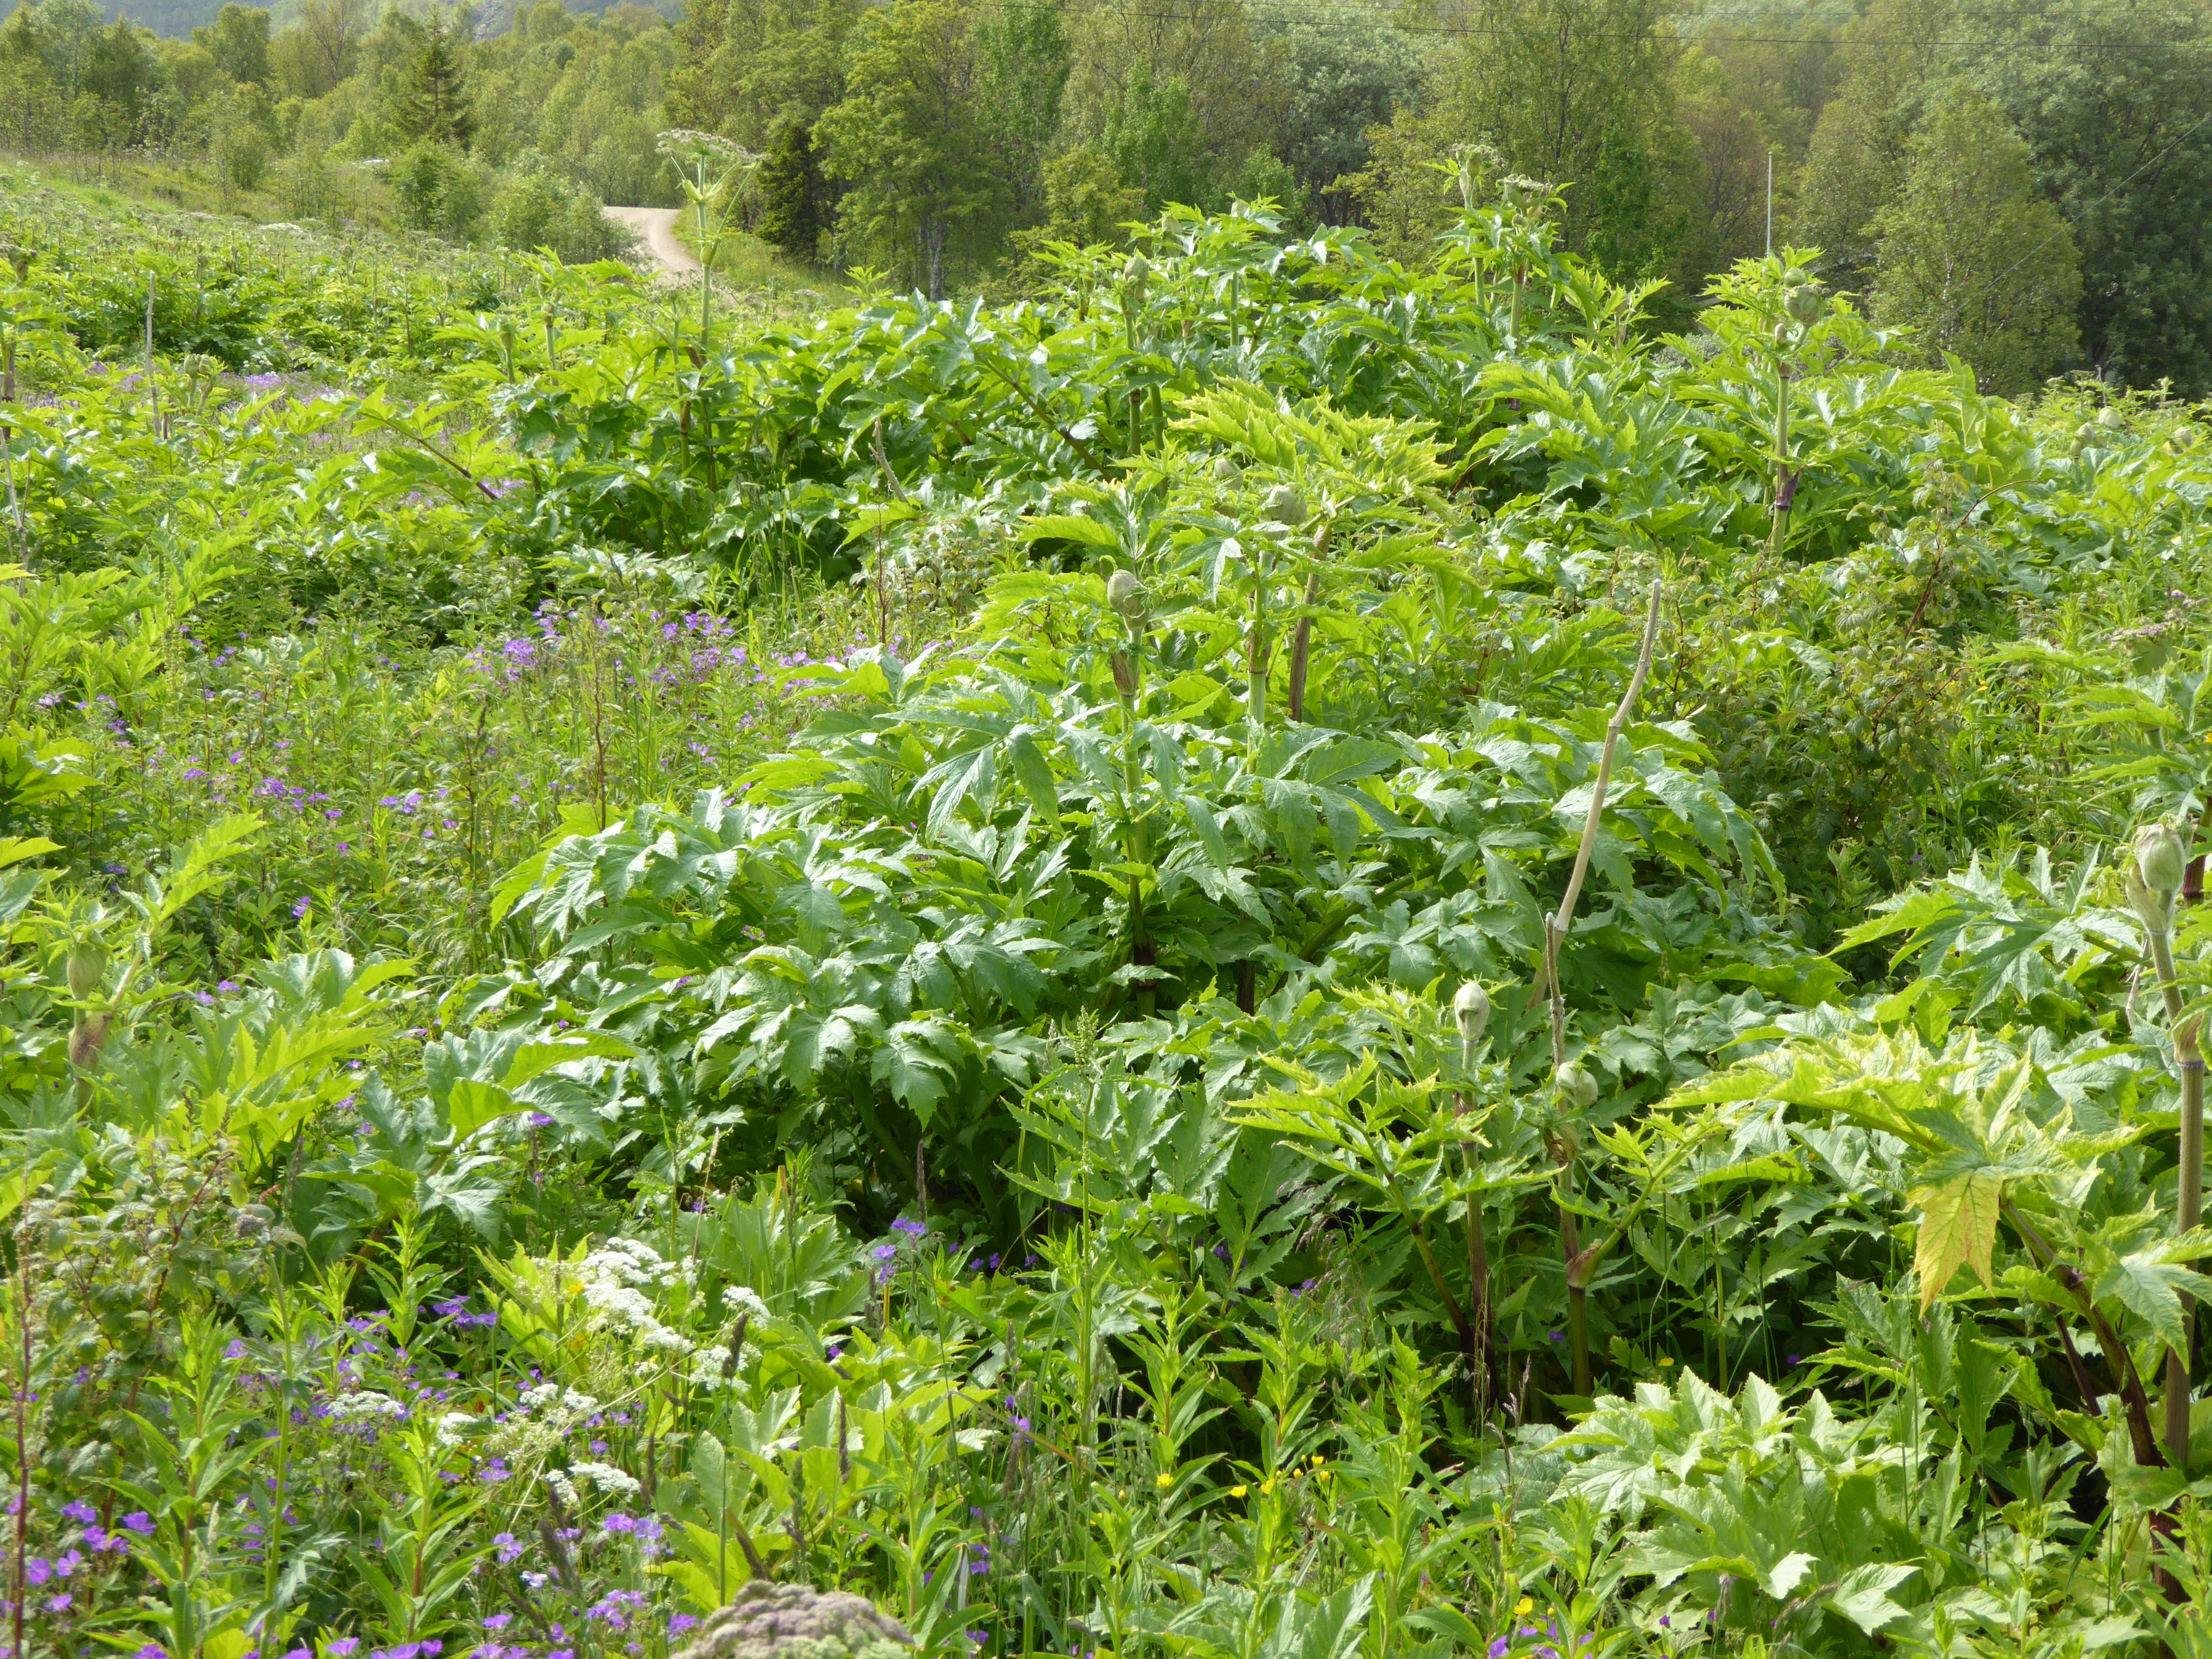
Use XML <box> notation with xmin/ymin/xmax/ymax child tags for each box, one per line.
<box><xmin>602</xmin><ymin>206</ymin><xmax>702</xmax><ymax>275</ymax></box>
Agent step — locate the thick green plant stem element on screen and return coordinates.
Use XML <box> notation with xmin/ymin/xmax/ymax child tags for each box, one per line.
<box><xmin>1247</xmin><ymin>543</ymin><xmax>1270</xmax><ymax>729</ymax></box>
<box><xmin>1285</xmin><ymin>565</ymin><xmax>1323</xmax><ymax>723</ymax></box>
<box><xmin>2170</xmin><ymin>1033</ymin><xmax>2205</xmax><ymax>1466</ymax></box>
<box><xmin>1539</xmin><ymin>581</ymin><xmax>1661</xmax><ymax>1401</ymax></box>
<box><xmin>2145</xmin><ymin>920</ymin><xmax>2203</xmax><ymax>1469</ymax></box>
<box><xmin>1118</xmin><ymin>660</ymin><xmax>1154</xmax><ymax>1017</ymax></box>
<box><xmin>1767</xmin><ymin>353</ymin><xmax>1792</xmax><ymax>558</ymax></box>
<box><xmin>1372</xmin><ymin>1142</ymin><xmax>1470</xmax><ymax>1351</ymax></box>
<box><xmin>2002</xmin><ymin>1199</ymin><xmax>2167</xmax><ymax>1472</ymax></box>
<box><xmin>1457</xmin><ymin>1044</ymin><xmax>1493</xmax><ymax>1418</ymax></box>
<box><xmin>1543</xmin><ymin>582</ymin><xmax>1663</xmax><ymax>1065</ymax></box>
<box><xmin>1463</xmin><ymin>1178</ymin><xmax>1491</xmax><ymax>1415</ymax></box>
<box><xmin>1561</xmin><ymin>1208</ymin><xmax>1590</xmax><ymax>1397</ymax></box>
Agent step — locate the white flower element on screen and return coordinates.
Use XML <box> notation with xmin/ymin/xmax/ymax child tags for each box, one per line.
<box><xmin>572</xmin><ymin>1461</ymin><xmax>643</xmax><ymax>1497</ymax></box>
<box><xmin>573</xmin><ymin>1237</ymin><xmax>700</xmax><ymax>1357</ymax></box>
<box><xmin>328</xmin><ymin>1391</ymin><xmax>408</xmax><ymax>1422</ymax></box>
<box><xmin>435</xmin><ymin>1411</ymin><xmax>483</xmax><ymax>1448</ymax></box>
<box><xmin>721</xmin><ymin>1285</ymin><xmax>771</xmax><ymax>1320</ymax></box>
<box><xmin>517</xmin><ymin>1383</ymin><xmax>600</xmax><ymax>1415</ymax></box>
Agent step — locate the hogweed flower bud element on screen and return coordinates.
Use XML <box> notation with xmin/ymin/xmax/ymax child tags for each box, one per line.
<box><xmin>1213</xmin><ymin>455</ymin><xmax>1240</xmax><ymax>483</ymax></box>
<box><xmin>1453</xmin><ymin>981</ymin><xmax>1490</xmax><ymax>1053</ymax></box>
<box><xmin>1261</xmin><ymin>483</ymin><xmax>1306</xmax><ymax>526</ymax></box>
<box><xmin>673</xmin><ymin>1579</ymin><xmax>914</xmax><ymax>1659</ymax></box>
<box><xmin>2126</xmin><ymin>864</ymin><xmax>2171</xmax><ymax>934</ymax></box>
<box><xmin>1123</xmin><ymin>252</ymin><xmax>1150</xmax><ymax>305</ymax></box>
<box><xmin>1781</xmin><ymin>276</ymin><xmax>1822</xmax><ymax>325</ymax></box>
<box><xmin>2137</xmin><ymin>822</ymin><xmax>2187</xmax><ymax>898</ymax></box>
<box><xmin>1553</xmin><ymin>1060</ymin><xmax>1599</xmax><ymax>1110</ymax></box>
<box><xmin>1110</xmin><ymin>648</ymin><xmax>1139</xmax><ymax>699</ymax></box>
<box><xmin>67</xmin><ymin>1015</ymin><xmax>109</xmax><ymax>1072</ymax></box>
<box><xmin>1106</xmin><ymin>568</ymin><xmax>1147</xmax><ymax>630</ymax></box>
<box><xmin>2097</xmin><ymin>406</ymin><xmax>2123</xmax><ymax>430</ymax></box>
<box><xmin>65</xmin><ymin>942</ymin><xmax>105</xmax><ymax>999</ymax></box>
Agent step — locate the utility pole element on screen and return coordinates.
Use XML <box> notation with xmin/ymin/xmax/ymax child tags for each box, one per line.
<box><xmin>1765</xmin><ymin>149</ymin><xmax>1774</xmax><ymax>258</ymax></box>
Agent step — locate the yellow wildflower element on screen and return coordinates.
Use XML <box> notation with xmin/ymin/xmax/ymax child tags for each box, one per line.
<box><xmin>1514</xmin><ymin>1598</ymin><xmax>1533</xmax><ymax>1617</ymax></box>
<box><xmin>1155</xmin><ymin>1472</ymin><xmax>1172</xmax><ymax>1489</ymax></box>
<box><xmin>1229</xmin><ymin>1485</ymin><xmax>1249</xmax><ymax>1498</ymax></box>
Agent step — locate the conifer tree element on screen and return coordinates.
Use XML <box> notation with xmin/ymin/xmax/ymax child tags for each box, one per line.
<box><xmin>755</xmin><ymin>116</ymin><xmax>820</xmax><ymax>256</ymax></box>
<box><xmin>395</xmin><ymin>7</ymin><xmax>473</xmax><ymax>149</ymax></box>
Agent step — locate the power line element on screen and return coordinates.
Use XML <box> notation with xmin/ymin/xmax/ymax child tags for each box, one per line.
<box><xmin>1908</xmin><ymin>99</ymin><xmax>2212</xmax><ymax>333</ymax></box>
<box><xmin>1027</xmin><ymin>0</ymin><xmax>2212</xmax><ymax>50</ymax></box>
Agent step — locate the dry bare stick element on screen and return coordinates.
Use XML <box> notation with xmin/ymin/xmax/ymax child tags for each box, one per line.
<box><xmin>1543</xmin><ymin>581</ymin><xmax>1664</xmax><ymax>1067</ymax></box>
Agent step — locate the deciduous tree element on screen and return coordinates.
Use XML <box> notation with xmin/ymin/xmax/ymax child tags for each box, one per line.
<box><xmin>1869</xmin><ymin>83</ymin><xmax>2081</xmax><ymax>394</ymax></box>
<box><xmin>815</xmin><ymin>0</ymin><xmax>1005</xmax><ymax>299</ymax></box>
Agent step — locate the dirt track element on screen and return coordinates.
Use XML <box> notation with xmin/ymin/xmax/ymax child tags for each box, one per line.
<box><xmin>602</xmin><ymin>206</ymin><xmax>702</xmax><ymax>275</ymax></box>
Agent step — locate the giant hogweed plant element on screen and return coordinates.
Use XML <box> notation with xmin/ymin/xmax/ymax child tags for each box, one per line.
<box><xmin>485</xmin><ymin>566</ymin><xmax>1777</xmax><ymax>1221</ymax></box>
<box><xmin>1671</xmin><ymin>940</ymin><xmax>2210</xmax><ymax>1490</ymax></box>
<box><xmin>19</xmin><ymin>183</ymin><xmax>2212</xmax><ymax>1658</ymax></box>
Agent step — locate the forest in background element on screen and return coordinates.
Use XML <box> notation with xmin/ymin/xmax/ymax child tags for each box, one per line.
<box><xmin>0</xmin><ymin>0</ymin><xmax>2206</xmax><ymax>394</ymax></box>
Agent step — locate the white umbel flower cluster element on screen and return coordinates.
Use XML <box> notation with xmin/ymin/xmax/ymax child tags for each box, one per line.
<box><xmin>517</xmin><ymin>1383</ymin><xmax>602</xmax><ymax>1414</ymax></box>
<box><xmin>328</xmin><ymin>1391</ymin><xmax>408</xmax><ymax>1422</ymax></box>
<box><xmin>722</xmin><ymin>1284</ymin><xmax>771</xmax><ymax>1320</ymax></box>
<box><xmin>436</xmin><ymin>1410</ymin><xmax>483</xmax><ymax>1448</ymax></box>
<box><xmin>546</xmin><ymin>1461</ymin><xmax>644</xmax><ymax>1505</ymax></box>
<box><xmin>576</xmin><ymin>1239</ymin><xmax>698</xmax><ymax>1356</ymax></box>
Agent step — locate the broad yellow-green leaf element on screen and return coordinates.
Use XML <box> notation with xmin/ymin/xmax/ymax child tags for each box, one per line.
<box><xmin>446</xmin><ymin>1078</ymin><xmax>521</xmax><ymax>1139</ymax></box>
<box><xmin>1017</xmin><ymin>514</ymin><xmax>1121</xmax><ymax>549</ymax></box>
<box><xmin>2094</xmin><ymin>1253</ymin><xmax>2212</xmax><ymax>1352</ymax></box>
<box><xmin>1007</xmin><ymin>732</ymin><xmax>1061</xmax><ymax>827</ymax></box>
<box><xmin>837</xmin><ymin>501</ymin><xmax>919</xmax><ymax>545</ymax></box>
<box><xmin>0</xmin><ymin>835</ymin><xmax>60</xmax><ymax>869</ymax></box>
<box><xmin>1909</xmin><ymin>1170</ymin><xmax>2003</xmax><ymax>1308</ymax></box>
